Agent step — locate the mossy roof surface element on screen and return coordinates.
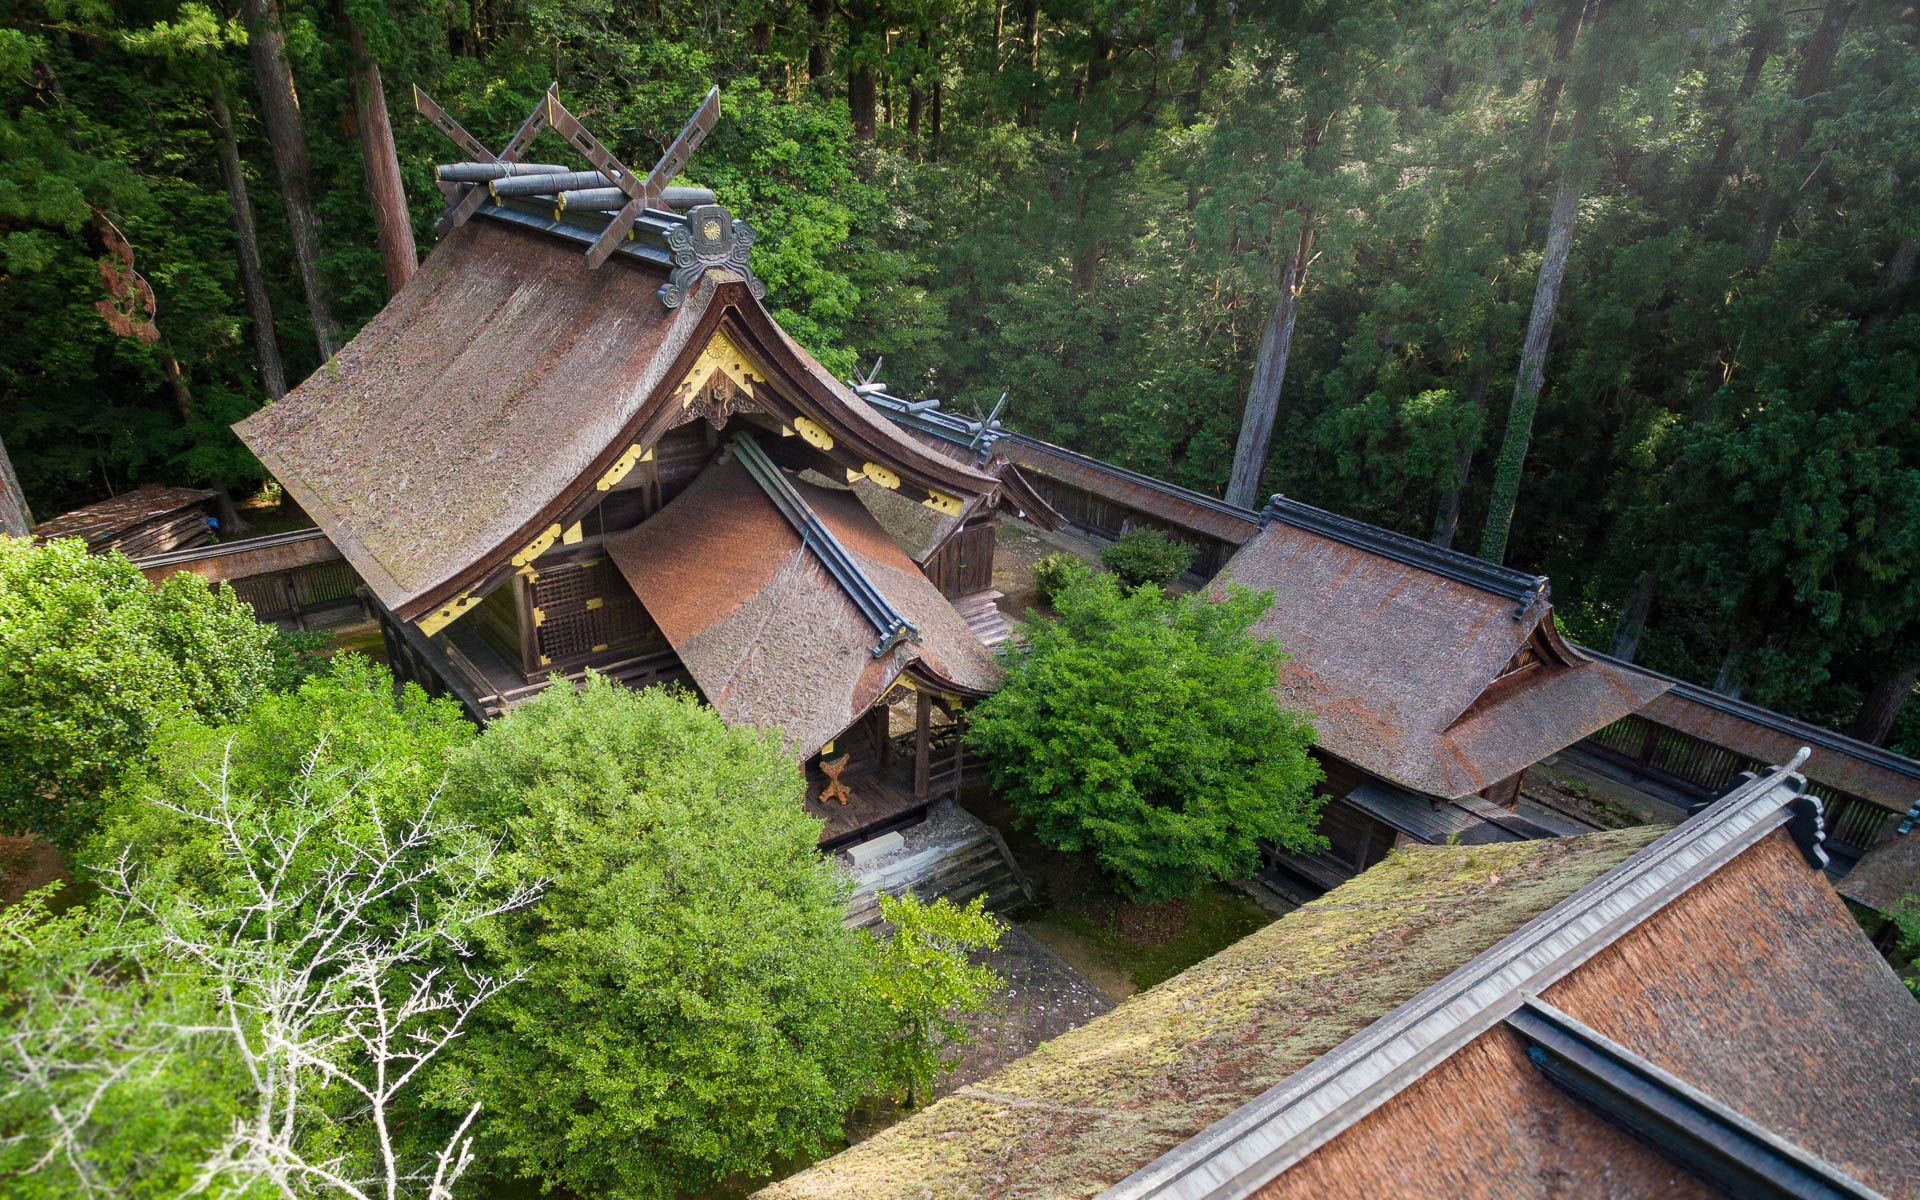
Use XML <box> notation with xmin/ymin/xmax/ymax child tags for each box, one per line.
<box><xmin>758</xmin><ymin>826</ymin><xmax>1667</xmax><ymax>1200</ymax></box>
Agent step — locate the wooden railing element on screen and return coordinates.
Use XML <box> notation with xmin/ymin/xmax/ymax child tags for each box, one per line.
<box><xmin>1580</xmin><ymin>713</ymin><xmax>1899</xmax><ymax>867</ymax></box>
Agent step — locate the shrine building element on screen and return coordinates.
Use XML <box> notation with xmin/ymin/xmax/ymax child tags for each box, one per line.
<box><xmin>233</xmin><ymin>86</ymin><xmax>1054</xmax><ymax>848</ymax></box>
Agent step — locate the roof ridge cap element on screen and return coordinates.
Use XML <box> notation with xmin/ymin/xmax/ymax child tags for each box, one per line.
<box><xmin>1101</xmin><ymin>755</ymin><xmax>1814</xmax><ymax>1200</ymax></box>
<box><xmin>1260</xmin><ymin>494</ymin><xmax>1548</xmax><ymax>613</ymax></box>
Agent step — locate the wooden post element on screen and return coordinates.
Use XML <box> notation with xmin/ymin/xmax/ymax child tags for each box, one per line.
<box><xmin>914</xmin><ymin>690</ymin><xmax>932</xmax><ymax>798</ymax></box>
<box><xmin>951</xmin><ymin>708</ymin><xmax>964</xmax><ymax>800</ymax></box>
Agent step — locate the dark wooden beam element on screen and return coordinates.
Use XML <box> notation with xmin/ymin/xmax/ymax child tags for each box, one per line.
<box><xmin>914</xmin><ymin>690</ymin><xmax>932</xmax><ymax>798</ymax></box>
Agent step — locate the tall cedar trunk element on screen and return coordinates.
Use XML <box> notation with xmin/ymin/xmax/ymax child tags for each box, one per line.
<box><xmin>1479</xmin><ymin>171</ymin><xmax>1580</xmax><ymax>563</ymax></box>
<box><xmin>1439</xmin><ymin>0</ymin><xmax>1585</xmax><ymax>548</ymax></box>
<box><xmin>0</xmin><ymin>433</ymin><xmax>31</xmax><ymax>536</ymax></box>
<box><xmin>847</xmin><ymin>0</ymin><xmax>877</xmax><ymax>138</ymax></box>
<box><xmin>241</xmin><ymin>0</ymin><xmax>340</xmax><ymax>359</ymax></box>
<box><xmin>1864</xmin><ymin>232</ymin><xmax>1919</xmax><ymax>334</ymax></box>
<box><xmin>1524</xmin><ymin>0</ymin><xmax>1590</xmax><ymax>185</ymax></box>
<box><xmin>906</xmin><ymin>29</ymin><xmax>927</xmax><ymax>148</ymax></box>
<box><xmin>1849</xmin><ymin>662</ymin><xmax>1920</xmax><ymax>746</ymax></box>
<box><xmin>1224</xmin><ymin>222</ymin><xmax>1314</xmax><ymax>509</ymax></box>
<box><xmin>209</xmin><ymin>70</ymin><xmax>287</xmax><ymax>401</ymax></box>
<box><xmin>1747</xmin><ymin>1</ymin><xmax>1856</xmax><ymax>268</ymax></box>
<box><xmin>1608</xmin><ymin>569</ymin><xmax>1658</xmax><ymax>660</ymax></box>
<box><xmin>162</xmin><ymin>354</ymin><xmax>246</xmax><ymax>534</ymax></box>
<box><xmin>1697</xmin><ymin>22</ymin><xmax>1774</xmax><ymax>211</ymax></box>
<box><xmin>340</xmin><ymin>8</ymin><xmax>416</xmax><ymax>296</ymax></box>
<box><xmin>1017</xmin><ymin>0</ymin><xmax>1039</xmax><ymax>126</ymax></box>
<box><xmin>1429</xmin><ymin>358</ymin><xmax>1492</xmax><ymax>547</ymax></box>
<box><xmin>807</xmin><ymin>0</ymin><xmax>831</xmax><ymax>85</ymax></box>
<box><xmin>1713</xmin><ymin>639</ymin><xmax>1746</xmax><ymax>699</ymax></box>
<box><xmin>930</xmin><ymin>71</ymin><xmax>942</xmax><ymax>159</ymax></box>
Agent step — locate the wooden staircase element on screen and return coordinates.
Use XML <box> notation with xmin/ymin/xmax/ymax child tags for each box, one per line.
<box><xmin>841</xmin><ymin>801</ymin><xmax>1035</xmax><ymax>931</ymax></box>
<box><xmin>953</xmin><ymin>589</ymin><xmax>1014</xmax><ymax>649</ymax></box>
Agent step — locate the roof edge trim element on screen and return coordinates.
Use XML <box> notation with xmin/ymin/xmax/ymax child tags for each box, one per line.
<box><xmin>1580</xmin><ymin>645</ymin><xmax>1920</xmax><ymax>784</ymax></box>
<box><xmin>1260</xmin><ymin>494</ymin><xmax>1549</xmax><ymax>612</ymax></box>
<box><xmin>734</xmin><ymin>435</ymin><xmax>917</xmax><ymax>656</ymax></box>
<box><xmin>1100</xmin><ymin>751</ymin><xmax>1814</xmax><ymax>1200</ymax></box>
<box><xmin>1507</xmin><ymin>997</ymin><xmax>1887</xmax><ymax>1200</ymax></box>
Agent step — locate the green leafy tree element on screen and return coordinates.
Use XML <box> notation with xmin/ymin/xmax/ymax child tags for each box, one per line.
<box><xmin>1100</xmin><ymin>528</ymin><xmax>1197</xmax><ymax>588</ymax></box>
<box><xmin>434</xmin><ymin>675</ymin><xmax>880</xmax><ymax>1200</ymax></box>
<box><xmin>0</xmin><ymin>537</ymin><xmax>276</xmax><ymax>854</ymax></box>
<box><xmin>863</xmin><ymin>892</ymin><xmax>1002</xmax><ymax>1108</ymax></box>
<box><xmin>0</xmin><ymin>889</ymin><xmax>242</xmax><ymax>1200</ymax></box>
<box><xmin>6</xmin><ymin>656</ymin><xmax>512</xmax><ymax>1200</ymax></box>
<box><xmin>1031</xmin><ymin>550</ymin><xmax>1091</xmax><ymax>605</ymax></box>
<box><xmin>81</xmin><ymin>653</ymin><xmax>477</xmax><ymax>892</ymax></box>
<box><xmin>969</xmin><ymin>573</ymin><xmax>1324</xmax><ymax>904</ymax></box>
<box><xmin>1888</xmin><ymin>894</ymin><xmax>1920</xmax><ymax>1001</ymax></box>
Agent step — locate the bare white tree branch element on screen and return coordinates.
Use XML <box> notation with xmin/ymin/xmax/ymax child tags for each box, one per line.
<box><xmin>4</xmin><ymin>737</ymin><xmax>542</xmax><ymax>1200</ymax></box>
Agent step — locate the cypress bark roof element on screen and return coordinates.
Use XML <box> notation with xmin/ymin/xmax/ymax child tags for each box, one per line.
<box><xmin>605</xmin><ymin>451</ymin><xmax>1000</xmax><ymax>759</ymax></box>
<box><xmin>30</xmin><ymin>484</ymin><xmax>215</xmax><ymax>552</ymax></box>
<box><xmin>1215</xmin><ymin>510</ymin><xmax>1668</xmax><ymax>798</ymax></box>
<box><xmin>758</xmin><ymin>827</ymin><xmax>1664</xmax><ymax>1200</ymax></box>
<box><xmin>233</xmin><ymin>217</ymin><xmax>995</xmax><ymax>622</ymax></box>
<box><xmin>1583</xmin><ymin>647</ymin><xmax>1920</xmax><ymax>813</ymax></box>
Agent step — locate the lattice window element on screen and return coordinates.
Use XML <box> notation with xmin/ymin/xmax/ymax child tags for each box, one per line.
<box><xmin>532</xmin><ymin>559</ymin><xmax>652</xmax><ymax>666</ymax></box>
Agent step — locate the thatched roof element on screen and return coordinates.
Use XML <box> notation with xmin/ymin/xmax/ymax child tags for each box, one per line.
<box><xmin>1243</xmin><ymin>828</ymin><xmax>1920</xmax><ymax>1199</ymax></box>
<box><xmin>1215</xmin><ymin>505</ymin><xmax>1668</xmax><ymax>798</ymax></box>
<box><xmin>1839</xmin><ymin>827</ymin><xmax>1920</xmax><ymax>914</ymax></box>
<box><xmin>234</xmin><ymin>216</ymin><xmax>995</xmax><ymax>622</ymax></box>
<box><xmin>1107</xmin><ymin>763</ymin><xmax>1916</xmax><ymax>1200</ymax></box>
<box><xmin>1002</xmin><ymin>435</ymin><xmax>1260</xmax><ymax>545</ymax></box>
<box><xmin>1584</xmin><ymin>647</ymin><xmax>1920</xmax><ymax>814</ymax></box>
<box><xmin>31</xmin><ymin>484</ymin><xmax>215</xmax><ymax>554</ymax></box>
<box><xmin>758</xmin><ymin>827</ymin><xmax>1663</xmax><ymax>1200</ymax></box>
<box><xmin>606</xmin><ymin>451</ymin><xmax>999</xmax><ymax>759</ymax></box>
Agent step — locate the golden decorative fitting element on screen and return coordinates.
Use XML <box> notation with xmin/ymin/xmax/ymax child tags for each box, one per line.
<box><xmin>512</xmin><ymin>523</ymin><xmax>563</xmax><ymax>568</ymax></box>
<box><xmin>677</xmin><ymin>330</ymin><xmax>765</xmax><ymax>407</ymax></box>
<box><xmin>921</xmin><ymin>489</ymin><xmax>963</xmax><ymax>516</ymax></box>
<box><xmin>418</xmin><ymin>591</ymin><xmax>483</xmax><ymax>637</ymax></box>
<box><xmin>793</xmin><ymin>416</ymin><xmax>833</xmax><ymax>451</ymax></box>
<box><xmin>597</xmin><ymin>444</ymin><xmax>652</xmax><ymax>491</ymax></box>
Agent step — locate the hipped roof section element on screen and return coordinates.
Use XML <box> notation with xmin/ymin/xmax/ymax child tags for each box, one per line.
<box><xmin>1216</xmin><ymin>510</ymin><xmax>1669</xmax><ymax>798</ymax></box>
<box><xmin>234</xmin><ymin>217</ymin><xmax>995</xmax><ymax>620</ymax></box>
<box><xmin>605</xmin><ymin>452</ymin><xmax>1000</xmax><ymax>760</ymax></box>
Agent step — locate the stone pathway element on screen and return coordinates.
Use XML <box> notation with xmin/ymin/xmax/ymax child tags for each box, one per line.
<box><xmin>936</xmin><ymin>924</ymin><xmax>1116</xmax><ymax>1097</ymax></box>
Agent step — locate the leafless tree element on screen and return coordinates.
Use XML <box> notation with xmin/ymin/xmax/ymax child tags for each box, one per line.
<box><xmin>5</xmin><ymin>738</ymin><xmax>540</xmax><ymax>1200</ymax></box>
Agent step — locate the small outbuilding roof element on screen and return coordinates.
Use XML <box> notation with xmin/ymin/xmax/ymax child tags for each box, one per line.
<box><xmin>606</xmin><ymin>449</ymin><xmax>999</xmax><ymax>759</ymax></box>
<box><xmin>1838</xmin><ymin>824</ymin><xmax>1920</xmax><ymax>914</ymax></box>
<box><xmin>1215</xmin><ymin>499</ymin><xmax>1668</xmax><ymax>798</ymax></box>
<box><xmin>1584</xmin><ymin>647</ymin><xmax>1920</xmax><ymax>814</ymax></box>
<box><xmin>31</xmin><ymin>484</ymin><xmax>215</xmax><ymax>554</ymax></box>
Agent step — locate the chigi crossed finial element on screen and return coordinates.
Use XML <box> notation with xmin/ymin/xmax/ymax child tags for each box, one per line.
<box><xmin>412</xmin><ymin>83</ymin><xmax>763</xmax><ymax>307</ymax></box>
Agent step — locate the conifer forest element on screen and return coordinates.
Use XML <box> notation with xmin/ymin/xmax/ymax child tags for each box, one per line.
<box><xmin>3</xmin><ymin>0</ymin><xmax>1917</xmax><ymax>748</ymax></box>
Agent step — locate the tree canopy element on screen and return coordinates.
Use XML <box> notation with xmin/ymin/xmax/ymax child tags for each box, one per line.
<box><xmin>968</xmin><ymin>573</ymin><xmax>1324</xmax><ymax>903</ymax></box>
<box><xmin>0</xmin><ymin>536</ymin><xmax>278</xmax><ymax>853</ymax></box>
<box><xmin>2</xmin><ymin>0</ymin><xmax>1914</xmax><ymax>742</ymax></box>
<box><xmin>433</xmin><ymin>675</ymin><xmax>885</xmax><ymax>1200</ymax></box>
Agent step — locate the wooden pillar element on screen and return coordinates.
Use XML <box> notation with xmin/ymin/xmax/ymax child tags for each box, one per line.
<box><xmin>950</xmin><ymin>707</ymin><xmax>964</xmax><ymax>800</ymax></box>
<box><xmin>914</xmin><ymin>690</ymin><xmax>932</xmax><ymax>798</ymax></box>
<box><xmin>872</xmin><ymin>706</ymin><xmax>892</xmax><ymax>768</ymax></box>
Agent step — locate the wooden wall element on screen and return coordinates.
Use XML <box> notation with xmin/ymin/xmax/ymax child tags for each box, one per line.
<box><xmin>1019</xmin><ymin>473</ymin><xmax>1240</xmax><ymax>580</ymax></box>
<box><xmin>923</xmin><ymin>518</ymin><xmax>996</xmax><ymax>598</ymax></box>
